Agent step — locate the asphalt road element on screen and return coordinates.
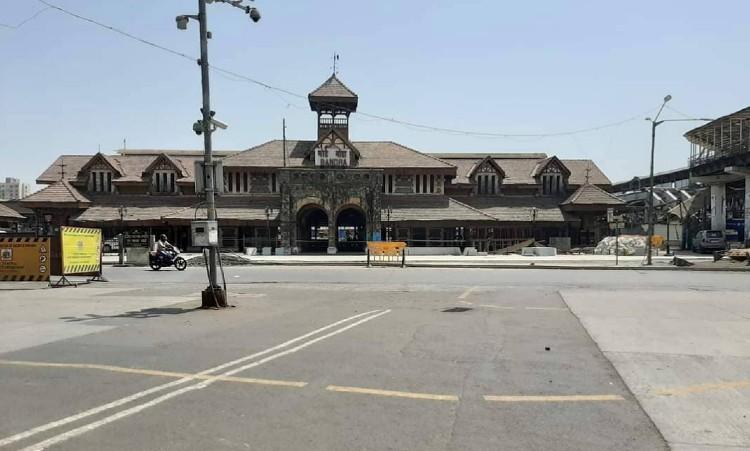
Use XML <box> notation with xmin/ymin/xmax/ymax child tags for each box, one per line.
<box><xmin>2</xmin><ymin>267</ymin><xmax>748</xmax><ymax>450</ymax></box>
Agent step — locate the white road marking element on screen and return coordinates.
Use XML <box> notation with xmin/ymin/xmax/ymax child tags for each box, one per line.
<box><xmin>17</xmin><ymin>310</ymin><xmax>391</xmax><ymax>451</ymax></box>
<box><xmin>457</xmin><ymin>286</ymin><xmax>479</xmax><ymax>299</ymax></box>
<box><xmin>479</xmin><ymin>304</ymin><xmax>516</xmax><ymax>310</ymax></box>
<box><xmin>0</xmin><ymin>309</ymin><xmax>382</xmax><ymax>449</ymax></box>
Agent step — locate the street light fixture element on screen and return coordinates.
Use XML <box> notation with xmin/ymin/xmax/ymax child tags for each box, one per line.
<box><xmin>644</xmin><ymin>96</ymin><xmax>712</xmax><ymax>265</ymax></box>
<box><xmin>176</xmin><ymin>0</ymin><xmax>261</xmax><ymax>308</ymax></box>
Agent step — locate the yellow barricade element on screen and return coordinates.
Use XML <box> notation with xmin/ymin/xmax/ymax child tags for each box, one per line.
<box><xmin>0</xmin><ymin>236</ymin><xmax>51</xmax><ymax>282</ymax></box>
<box><xmin>651</xmin><ymin>235</ymin><xmax>665</xmax><ymax>249</ymax></box>
<box><xmin>367</xmin><ymin>241</ymin><xmax>407</xmax><ymax>267</ymax></box>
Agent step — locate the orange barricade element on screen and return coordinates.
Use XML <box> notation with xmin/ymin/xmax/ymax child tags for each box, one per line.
<box><xmin>367</xmin><ymin>241</ymin><xmax>407</xmax><ymax>267</ymax></box>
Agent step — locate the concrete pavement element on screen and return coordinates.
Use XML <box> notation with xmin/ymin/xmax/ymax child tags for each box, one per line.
<box><xmin>0</xmin><ymin>267</ymin><xmax>748</xmax><ymax>450</ymax></box>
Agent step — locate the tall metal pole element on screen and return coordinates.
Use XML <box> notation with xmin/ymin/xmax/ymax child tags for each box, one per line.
<box><xmin>646</xmin><ymin>121</ymin><xmax>656</xmax><ymax>265</ymax></box>
<box><xmin>198</xmin><ymin>0</ymin><xmax>222</xmax><ymax>304</ymax></box>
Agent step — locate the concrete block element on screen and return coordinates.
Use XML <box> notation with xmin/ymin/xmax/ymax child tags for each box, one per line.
<box><xmin>327</xmin><ymin>246</ymin><xmax>337</xmax><ymax>255</ymax></box>
<box><xmin>244</xmin><ymin>248</ymin><xmax>257</xmax><ymax>256</ymax></box>
<box><xmin>462</xmin><ymin>247</ymin><xmax>478</xmax><ymax>256</ymax></box>
<box><xmin>126</xmin><ymin>247</ymin><xmax>149</xmax><ymax>266</ymax></box>
<box><xmin>406</xmin><ymin>247</ymin><xmax>461</xmax><ymax>256</ymax></box>
<box><xmin>262</xmin><ymin>247</ymin><xmax>273</xmax><ymax>256</ymax></box>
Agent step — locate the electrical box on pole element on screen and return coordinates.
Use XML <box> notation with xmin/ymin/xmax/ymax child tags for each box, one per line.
<box><xmin>191</xmin><ymin>220</ymin><xmax>219</xmax><ymax>247</ymax></box>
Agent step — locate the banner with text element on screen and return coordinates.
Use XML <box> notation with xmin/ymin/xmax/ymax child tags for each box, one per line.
<box><xmin>61</xmin><ymin>227</ymin><xmax>102</xmax><ymax>275</ymax></box>
<box><xmin>0</xmin><ymin>237</ymin><xmax>51</xmax><ymax>281</ymax></box>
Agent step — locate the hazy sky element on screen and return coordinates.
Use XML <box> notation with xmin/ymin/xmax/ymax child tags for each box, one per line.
<box><xmin>1</xmin><ymin>0</ymin><xmax>748</xmax><ymax>189</ymax></box>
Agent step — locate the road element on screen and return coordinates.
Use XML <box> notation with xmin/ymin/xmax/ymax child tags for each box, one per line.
<box><xmin>0</xmin><ymin>266</ymin><xmax>748</xmax><ymax>450</ymax></box>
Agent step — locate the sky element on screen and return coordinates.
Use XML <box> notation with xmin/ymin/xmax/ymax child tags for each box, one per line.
<box><xmin>1</xmin><ymin>0</ymin><xmax>748</xmax><ymax>190</ymax></box>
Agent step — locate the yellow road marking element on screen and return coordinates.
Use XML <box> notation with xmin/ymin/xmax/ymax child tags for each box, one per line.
<box><xmin>484</xmin><ymin>394</ymin><xmax>624</xmax><ymax>402</ymax></box>
<box><xmin>0</xmin><ymin>359</ymin><xmax>306</xmax><ymax>388</ymax></box>
<box><xmin>654</xmin><ymin>380</ymin><xmax>750</xmax><ymax>396</ymax></box>
<box><xmin>326</xmin><ymin>385</ymin><xmax>458</xmax><ymax>402</ymax></box>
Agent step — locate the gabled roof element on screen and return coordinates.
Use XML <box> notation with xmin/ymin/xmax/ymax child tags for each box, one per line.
<box><xmin>467</xmin><ymin>155</ymin><xmax>506</xmax><ymax>179</ymax></box>
<box><xmin>531</xmin><ymin>156</ymin><xmax>571</xmax><ymax>178</ymax></box>
<box><xmin>0</xmin><ymin>203</ymin><xmax>25</xmax><ymax>220</ymax></box>
<box><xmin>303</xmin><ymin>128</ymin><xmax>361</xmax><ymax>160</ymax></box>
<box><xmin>78</xmin><ymin>153</ymin><xmax>123</xmax><ymax>178</ymax></box>
<box><xmin>223</xmin><ymin>140</ymin><xmax>455</xmax><ymax>170</ymax></box>
<box><xmin>21</xmin><ymin>180</ymin><xmax>90</xmax><ymax>206</ymax></box>
<box><xmin>561</xmin><ymin>183</ymin><xmax>624</xmax><ymax>206</ymax></box>
<box><xmin>453</xmin><ymin>195</ymin><xmax>575</xmax><ymax>223</ymax></box>
<box><xmin>141</xmin><ymin>153</ymin><xmax>188</xmax><ymax>178</ymax></box>
<box><xmin>308</xmin><ymin>75</ymin><xmax>358</xmax><ymax>100</ymax></box>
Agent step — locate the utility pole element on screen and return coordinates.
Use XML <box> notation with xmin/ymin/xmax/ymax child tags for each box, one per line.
<box><xmin>177</xmin><ymin>0</ymin><xmax>261</xmax><ymax>308</ymax></box>
<box><xmin>645</xmin><ymin>96</ymin><xmax>711</xmax><ymax>265</ymax></box>
<box><xmin>283</xmin><ymin>118</ymin><xmax>287</xmax><ymax>168</ymax></box>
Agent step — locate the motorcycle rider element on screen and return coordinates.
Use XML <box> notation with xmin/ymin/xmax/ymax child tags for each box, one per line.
<box><xmin>155</xmin><ymin>234</ymin><xmax>176</xmax><ymax>258</ymax></box>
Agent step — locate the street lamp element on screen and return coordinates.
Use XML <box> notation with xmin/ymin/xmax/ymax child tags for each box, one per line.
<box><xmin>117</xmin><ymin>205</ymin><xmax>128</xmax><ymax>265</ymax></box>
<box><xmin>265</xmin><ymin>206</ymin><xmax>273</xmax><ymax>248</ymax></box>
<box><xmin>384</xmin><ymin>204</ymin><xmax>393</xmax><ymax>241</ymax></box>
<box><xmin>644</xmin><ymin>96</ymin><xmax>712</xmax><ymax>265</ymax></box>
<box><xmin>530</xmin><ymin>206</ymin><xmax>538</xmax><ymax>243</ymax></box>
<box><xmin>176</xmin><ymin>0</ymin><xmax>261</xmax><ymax>308</ymax></box>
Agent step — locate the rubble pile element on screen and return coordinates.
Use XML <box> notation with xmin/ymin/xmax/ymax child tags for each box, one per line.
<box><xmin>186</xmin><ymin>253</ymin><xmax>252</xmax><ymax>267</ymax></box>
<box><xmin>594</xmin><ymin>235</ymin><xmax>647</xmax><ymax>256</ymax></box>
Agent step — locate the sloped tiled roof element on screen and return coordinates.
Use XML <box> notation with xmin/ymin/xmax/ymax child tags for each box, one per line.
<box><xmin>37</xmin><ymin>151</ymin><xmax>238</xmax><ymax>184</ymax></box>
<box><xmin>165</xmin><ymin>195</ymin><xmax>281</xmax><ymax>221</ymax></box>
<box><xmin>561</xmin><ymin>183</ymin><xmax>624</xmax><ymax>206</ymax></box>
<box><xmin>0</xmin><ymin>203</ymin><xmax>24</xmax><ymax>220</ymax></box>
<box><xmin>384</xmin><ymin>195</ymin><xmax>497</xmax><ymax>222</ymax></box>
<box><xmin>223</xmin><ymin>140</ymin><xmax>455</xmax><ymax>170</ymax></box>
<box><xmin>21</xmin><ymin>181</ymin><xmax>90</xmax><ymax>205</ymax></box>
<box><xmin>309</xmin><ymin>75</ymin><xmax>357</xmax><ymax>100</ymax></box>
<box><xmin>432</xmin><ymin>154</ymin><xmax>610</xmax><ymax>186</ymax></box>
<box><xmin>453</xmin><ymin>196</ymin><xmax>574</xmax><ymax>223</ymax></box>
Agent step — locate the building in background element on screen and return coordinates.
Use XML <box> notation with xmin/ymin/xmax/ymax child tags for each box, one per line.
<box><xmin>0</xmin><ymin>178</ymin><xmax>31</xmax><ymax>200</ymax></box>
<box><xmin>29</xmin><ymin>75</ymin><xmax>622</xmax><ymax>253</ymax></box>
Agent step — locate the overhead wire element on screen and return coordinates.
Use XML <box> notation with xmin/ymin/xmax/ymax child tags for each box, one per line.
<box><xmin>0</xmin><ymin>6</ymin><xmax>52</xmax><ymax>29</ymax></box>
<box><xmin>36</xmin><ymin>0</ymin><xmax>658</xmax><ymax>140</ymax></box>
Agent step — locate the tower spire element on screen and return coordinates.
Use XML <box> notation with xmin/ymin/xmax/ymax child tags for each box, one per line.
<box><xmin>332</xmin><ymin>53</ymin><xmax>339</xmax><ymax>75</ymax></box>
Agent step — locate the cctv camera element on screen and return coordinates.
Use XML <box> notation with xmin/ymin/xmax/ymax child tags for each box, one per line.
<box><xmin>210</xmin><ymin>118</ymin><xmax>229</xmax><ymax>130</ymax></box>
<box><xmin>248</xmin><ymin>7</ymin><xmax>261</xmax><ymax>22</ymax></box>
<box><xmin>193</xmin><ymin>120</ymin><xmax>204</xmax><ymax>135</ymax></box>
<box><xmin>176</xmin><ymin>15</ymin><xmax>188</xmax><ymax>30</ymax></box>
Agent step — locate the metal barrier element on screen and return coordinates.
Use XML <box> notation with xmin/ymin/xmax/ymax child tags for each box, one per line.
<box><xmin>367</xmin><ymin>241</ymin><xmax>407</xmax><ymax>267</ymax></box>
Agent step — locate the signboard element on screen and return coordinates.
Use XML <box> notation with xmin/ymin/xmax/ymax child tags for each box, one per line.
<box><xmin>61</xmin><ymin>227</ymin><xmax>102</xmax><ymax>275</ymax></box>
<box><xmin>123</xmin><ymin>234</ymin><xmax>150</xmax><ymax>248</ymax></box>
<box><xmin>0</xmin><ymin>237</ymin><xmax>50</xmax><ymax>281</ymax></box>
<box><xmin>367</xmin><ymin>241</ymin><xmax>407</xmax><ymax>257</ymax></box>
<box><xmin>606</xmin><ymin>208</ymin><xmax>614</xmax><ymax>223</ymax></box>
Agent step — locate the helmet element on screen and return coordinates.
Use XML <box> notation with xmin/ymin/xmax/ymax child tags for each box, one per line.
<box><xmin>159</xmin><ymin>234</ymin><xmax>168</xmax><ymax>241</ymax></box>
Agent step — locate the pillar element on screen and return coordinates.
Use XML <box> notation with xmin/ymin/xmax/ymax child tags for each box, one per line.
<box><xmin>745</xmin><ymin>175</ymin><xmax>750</xmax><ymax>245</ymax></box>
<box><xmin>327</xmin><ymin>212</ymin><xmax>337</xmax><ymax>254</ymax></box>
<box><xmin>710</xmin><ymin>183</ymin><xmax>726</xmax><ymax>231</ymax></box>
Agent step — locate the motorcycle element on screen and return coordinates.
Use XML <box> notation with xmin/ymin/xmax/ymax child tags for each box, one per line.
<box><xmin>149</xmin><ymin>247</ymin><xmax>187</xmax><ymax>271</ymax></box>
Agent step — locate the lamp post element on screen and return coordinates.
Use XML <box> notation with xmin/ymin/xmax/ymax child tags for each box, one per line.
<box><xmin>265</xmin><ymin>206</ymin><xmax>273</xmax><ymax>249</ymax></box>
<box><xmin>117</xmin><ymin>205</ymin><xmax>127</xmax><ymax>265</ymax></box>
<box><xmin>176</xmin><ymin>0</ymin><xmax>261</xmax><ymax>307</ymax></box>
<box><xmin>530</xmin><ymin>207</ymin><xmax>538</xmax><ymax>243</ymax></box>
<box><xmin>644</xmin><ymin>96</ymin><xmax>711</xmax><ymax>265</ymax></box>
<box><xmin>384</xmin><ymin>204</ymin><xmax>393</xmax><ymax>241</ymax></box>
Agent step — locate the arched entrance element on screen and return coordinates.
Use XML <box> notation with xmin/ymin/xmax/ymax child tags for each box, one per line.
<box><xmin>297</xmin><ymin>206</ymin><xmax>329</xmax><ymax>253</ymax></box>
<box><xmin>336</xmin><ymin>207</ymin><xmax>367</xmax><ymax>253</ymax></box>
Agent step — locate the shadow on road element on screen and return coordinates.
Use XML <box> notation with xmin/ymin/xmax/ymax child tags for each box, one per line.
<box><xmin>60</xmin><ymin>307</ymin><xmax>200</xmax><ymax>322</ymax></box>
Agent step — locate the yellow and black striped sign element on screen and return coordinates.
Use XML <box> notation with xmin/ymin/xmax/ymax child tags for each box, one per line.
<box><xmin>0</xmin><ymin>237</ymin><xmax>51</xmax><ymax>282</ymax></box>
<box><xmin>61</xmin><ymin>226</ymin><xmax>102</xmax><ymax>275</ymax></box>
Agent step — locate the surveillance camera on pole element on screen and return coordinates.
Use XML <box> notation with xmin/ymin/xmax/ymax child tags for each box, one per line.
<box><xmin>176</xmin><ymin>0</ymin><xmax>262</xmax><ymax>309</ymax></box>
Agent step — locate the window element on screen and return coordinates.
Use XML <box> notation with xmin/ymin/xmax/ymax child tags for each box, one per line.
<box><xmin>90</xmin><ymin>170</ymin><xmax>112</xmax><ymax>192</ymax></box>
<box><xmin>382</xmin><ymin>174</ymin><xmax>395</xmax><ymax>194</ymax></box>
<box><xmin>415</xmin><ymin>174</ymin><xmax>438</xmax><ymax>194</ymax></box>
<box><xmin>541</xmin><ymin>171</ymin><xmax>564</xmax><ymax>195</ymax></box>
<box><xmin>270</xmin><ymin>173</ymin><xmax>277</xmax><ymax>192</ymax></box>
<box><xmin>153</xmin><ymin>170</ymin><xmax>176</xmax><ymax>193</ymax></box>
<box><xmin>243</xmin><ymin>173</ymin><xmax>248</xmax><ymax>192</ymax></box>
<box><xmin>476</xmin><ymin>174</ymin><xmax>500</xmax><ymax>195</ymax></box>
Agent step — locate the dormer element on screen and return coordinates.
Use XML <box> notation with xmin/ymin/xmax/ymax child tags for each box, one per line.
<box><xmin>304</xmin><ymin>129</ymin><xmax>360</xmax><ymax>168</ymax></box>
<box><xmin>78</xmin><ymin>153</ymin><xmax>122</xmax><ymax>193</ymax></box>
<box><xmin>142</xmin><ymin>154</ymin><xmax>186</xmax><ymax>194</ymax></box>
<box><xmin>469</xmin><ymin>156</ymin><xmax>505</xmax><ymax>195</ymax></box>
<box><xmin>532</xmin><ymin>156</ymin><xmax>571</xmax><ymax>196</ymax></box>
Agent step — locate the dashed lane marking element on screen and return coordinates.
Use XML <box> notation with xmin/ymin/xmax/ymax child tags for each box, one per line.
<box><xmin>327</xmin><ymin>385</ymin><xmax>459</xmax><ymax>402</ymax></box>
<box><xmin>0</xmin><ymin>360</ymin><xmax>307</xmax><ymax>388</ymax></box>
<box><xmin>484</xmin><ymin>394</ymin><xmax>624</xmax><ymax>402</ymax></box>
<box><xmin>0</xmin><ymin>309</ymin><xmax>386</xmax><ymax>449</ymax></box>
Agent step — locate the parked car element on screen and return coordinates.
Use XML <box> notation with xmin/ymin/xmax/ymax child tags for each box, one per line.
<box><xmin>102</xmin><ymin>237</ymin><xmax>120</xmax><ymax>253</ymax></box>
<box><xmin>691</xmin><ymin>230</ymin><xmax>727</xmax><ymax>253</ymax></box>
